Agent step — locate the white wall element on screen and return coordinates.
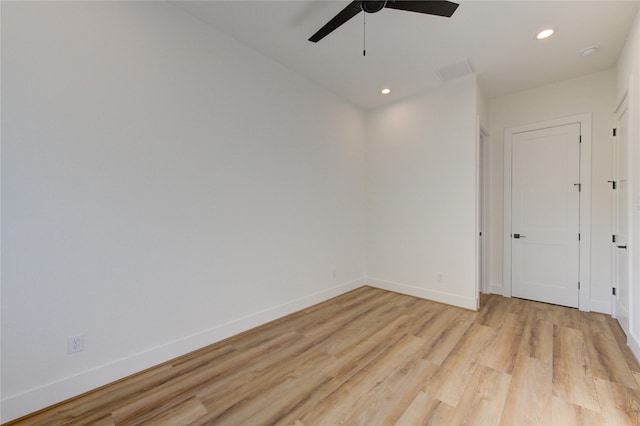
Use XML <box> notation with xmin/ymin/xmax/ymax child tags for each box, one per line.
<box><xmin>616</xmin><ymin>9</ymin><xmax>640</xmax><ymax>360</ymax></box>
<box><xmin>1</xmin><ymin>2</ymin><xmax>366</xmax><ymax>421</ymax></box>
<box><xmin>488</xmin><ymin>70</ymin><xmax>617</xmax><ymax>313</ymax></box>
<box><xmin>366</xmin><ymin>75</ymin><xmax>479</xmax><ymax>310</ymax></box>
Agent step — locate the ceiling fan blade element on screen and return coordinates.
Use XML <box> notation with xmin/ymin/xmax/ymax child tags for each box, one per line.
<box><xmin>384</xmin><ymin>1</ymin><xmax>459</xmax><ymax>18</ymax></box>
<box><xmin>309</xmin><ymin>1</ymin><xmax>362</xmax><ymax>43</ymax></box>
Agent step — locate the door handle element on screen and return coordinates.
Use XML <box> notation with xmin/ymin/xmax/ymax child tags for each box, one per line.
<box><xmin>513</xmin><ymin>234</ymin><xmax>526</xmax><ymax>239</ymax></box>
<box><xmin>617</xmin><ymin>244</ymin><xmax>627</xmax><ymax>250</ymax></box>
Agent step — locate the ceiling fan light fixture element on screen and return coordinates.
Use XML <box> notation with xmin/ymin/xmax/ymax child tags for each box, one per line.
<box><xmin>536</xmin><ymin>28</ymin><xmax>555</xmax><ymax>40</ymax></box>
<box><xmin>381</xmin><ymin>88</ymin><xmax>391</xmax><ymax>95</ymax></box>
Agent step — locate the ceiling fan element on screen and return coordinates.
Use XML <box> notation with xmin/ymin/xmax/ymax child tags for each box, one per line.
<box><xmin>309</xmin><ymin>1</ymin><xmax>459</xmax><ymax>43</ymax></box>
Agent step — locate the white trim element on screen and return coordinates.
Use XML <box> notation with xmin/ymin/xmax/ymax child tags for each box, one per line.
<box><xmin>630</xmin><ymin>72</ymin><xmax>640</xmax><ymax>368</ymax></box>
<box><xmin>612</xmin><ymin>93</ymin><xmax>628</xmax><ymax>325</ymax></box>
<box><xmin>475</xmin><ymin>116</ymin><xmax>480</xmax><ymax>306</ymax></box>
<box><xmin>0</xmin><ymin>278</ymin><xmax>366</xmax><ymax>423</ymax></box>
<box><xmin>503</xmin><ymin>113</ymin><xmax>592</xmax><ymax>311</ymax></box>
<box><xmin>628</xmin><ymin>334</ymin><xmax>640</xmax><ymax>366</ymax></box>
<box><xmin>614</xmin><ymin>74</ymin><xmax>640</xmax><ymax>358</ymax></box>
<box><xmin>478</xmin><ymin>125</ymin><xmax>490</xmax><ymax>296</ymax></box>
<box><xmin>367</xmin><ymin>277</ymin><xmax>477</xmax><ymax>310</ymax></box>
<box><xmin>610</xmin><ymin>96</ymin><xmax>621</xmax><ymax>318</ymax></box>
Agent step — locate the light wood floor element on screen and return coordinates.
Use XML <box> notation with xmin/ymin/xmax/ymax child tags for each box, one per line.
<box><xmin>8</xmin><ymin>286</ymin><xmax>640</xmax><ymax>425</ymax></box>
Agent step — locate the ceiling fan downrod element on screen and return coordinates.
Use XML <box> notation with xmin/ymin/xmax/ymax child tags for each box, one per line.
<box><xmin>361</xmin><ymin>1</ymin><xmax>387</xmax><ymax>56</ymax></box>
<box><xmin>363</xmin><ymin>11</ymin><xmax>366</xmax><ymax>56</ymax></box>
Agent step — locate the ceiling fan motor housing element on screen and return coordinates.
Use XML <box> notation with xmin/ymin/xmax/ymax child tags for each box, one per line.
<box><xmin>361</xmin><ymin>1</ymin><xmax>387</xmax><ymax>13</ymax></box>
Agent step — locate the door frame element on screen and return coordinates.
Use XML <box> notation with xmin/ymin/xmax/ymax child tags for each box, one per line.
<box><xmin>503</xmin><ymin>114</ymin><xmax>592</xmax><ymax>311</ymax></box>
<box><xmin>478</xmin><ymin>125</ymin><xmax>490</xmax><ymax>296</ymax></box>
<box><xmin>612</xmin><ymin>92</ymin><xmax>630</xmax><ymax>329</ymax></box>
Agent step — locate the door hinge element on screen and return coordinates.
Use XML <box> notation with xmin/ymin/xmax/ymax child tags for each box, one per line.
<box><xmin>613</xmin><ymin>128</ymin><xmax>617</xmax><ymax>137</ymax></box>
<box><xmin>579</xmin><ymin>135</ymin><xmax>582</xmax><ymax>143</ymax></box>
<box><xmin>578</xmin><ymin>281</ymin><xmax>581</xmax><ymax>290</ymax></box>
<box><xmin>574</xmin><ymin>183</ymin><xmax>582</xmax><ymax>192</ymax></box>
<box><xmin>613</xmin><ymin>234</ymin><xmax>617</xmax><ymax>243</ymax></box>
<box><xmin>608</xmin><ymin>180</ymin><xmax>617</xmax><ymax>190</ymax></box>
<box><xmin>578</xmin><ymin>233</ymin><xmax>581</xmax><ymax>241</ymax></box>
<box><xmin>613</xmin><ymin>287</ymin><xmax>617</xmax><ymax>296</ymax></box>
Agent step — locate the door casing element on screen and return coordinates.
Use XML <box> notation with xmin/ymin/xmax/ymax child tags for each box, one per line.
<box><xmin>478</xmin><ymin>126</ymin><xmax>490</xmax><ymax>296</ymax></box>
<box><xmin>503</xmin><ymin>114</ymin><xmax>592</xmax><ymax>311</ymax></box>
<box><xmin>612</xmin><ymin>93</ymin><xmax>630</xmax><ymax>334</ymax></box>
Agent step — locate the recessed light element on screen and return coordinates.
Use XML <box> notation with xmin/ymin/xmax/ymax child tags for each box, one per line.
<box><xmin>581</xmin><ymin>46</ymin><xmax>598</xmax><ymax>56</ymax></box>
<box><xmin>536</xmin><ymin>28</ymin><xmax>555</xmax><ymax>40</ymax></box>
<box><xmin>381</xmin><ymin>88</ymin><xmax>391</xmax><ymax>95</ymax></box>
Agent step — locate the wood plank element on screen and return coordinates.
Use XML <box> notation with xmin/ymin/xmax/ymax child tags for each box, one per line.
<box><xmin>478</xmin><ymin>312</ymin><xmax>525</xmax><ymax>374</ymax></box>
<box><xmin>423</xmin><ymin>323</ymin><xmax>496</xmax><ymax>407</ymax></box>
<box><xmin>320</xmin><ymin>300</ymin><xmax>408</xmax><ymax>356</ymax></box>
<box><xmin>552</xmin><ymin>325</ymin><xmax>600</xmax><ymax>411</ymax></box>
<box><xmin>551</xmin><ymin>396</ymin><xmax>604</xmax><ymax>425</ymax></box>
<box><xmin>582</xmin><ymin>314</ymin><xmax>640</xmax><ymax>389</ymax></box>
<box><xmin>112</xmin><ymin>331</ymin><xmax>302</xmax><ymax>424</ymax></box>
<box><xmin>548</xmin><ymin>302</ymin><xmax>585</xmax><ymax>330</ymax></box>
<box><xmin>137</xmin><ymin>396</ymin><xmax>207</xmax><ymax>426</ymax></box>
<box><xmin>196</xmin><ymin>333</ymin><xmax>333</xmax><ymax>409</ymax></box>
<box><xmin>607</xmin><ymin>316</ymin><xmax>640</xmax><ymax>374</ymax></box>
<box><xmin>500</xmin><ymin>356</ymin><xmax>552</xmax><ymax>425</ymax></box>
<box><xmin>298</xmin><ymin>334</ymin><xmax>427</xmax><ymax>425</ymax></box>
<box><xmin>195</xmin><ymin>352</ymin><xmax>335</xmax><ymax>425</ymax></box>
<box><xmin>342</xmin><ymin>357</ymin><xmax>438</xmax><ymax>425</ymax></box>
<box><xmin>476</xmin><ymin>294</ymin><xmax>511</xmax><ymax>328</ymax></box>
<box><xmin>12</xmin><ymin>362</ymin><xmax>177</xmax><ymax>426</ymax></box>
<box><xmin>447</xmin><ymin>364</ymin><xmax>511</xmax><ymax>426</ymax></box>
<box><xmin>296</xmin><ymin>290</ymin><xmax>396</xmax><ymax>338</ymax></box>
<box><xmin>394</xmin><ymin>391</ymin><xmax>455</xmax><ymax>426</ymax></box>
<box><xmin>323</xmin><ymin>314</ymin><xmax>413</xmax><ymax>380</ymax></box>
<box><xmin>594</xmin><ymin>377</ymin><xmax>640</xmax><ymax>424</ymax></box>
<box><xmin>517</xmin><ymin>311</ymin><xmax>553</xmax><ymax>363</ymax></box>
<box><xmin>415</xmin><ymin>307</ymin><xmax>475</xmax><ymax>365</ymax></box>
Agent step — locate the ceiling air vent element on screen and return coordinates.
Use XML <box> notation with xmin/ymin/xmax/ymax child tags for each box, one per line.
<box><xmin>435</xmin><ymin>58</ymin><xmax>474</xmax><ymax>81</ymax></box>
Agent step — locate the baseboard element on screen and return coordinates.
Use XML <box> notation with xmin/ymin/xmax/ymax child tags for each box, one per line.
<box><xmin>1</xmin><ymin>278</ymin><xmax>366</xmax><ymax>423</ymax></box>
<box><xmin>628</xmin><ymin>331</ymin><xmax>640</xmax><ymax>365</ymax></box>
<box><xmin>366</xmin><ymin>277</ymin><xmax>477</xmax><ymax>310</ymax></box>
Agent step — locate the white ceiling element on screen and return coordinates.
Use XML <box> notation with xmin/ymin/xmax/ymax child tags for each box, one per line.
<box><xmin>173</xmin><ymin>1</ymin><xmax>640</xmax><ymax>110</ymax></box>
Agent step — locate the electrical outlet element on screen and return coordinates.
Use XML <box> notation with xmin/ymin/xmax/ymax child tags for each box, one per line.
<box><xmin>67</xmin><ymin>335</ymin><xmax>84</xmax><ymax>354</ymax></box>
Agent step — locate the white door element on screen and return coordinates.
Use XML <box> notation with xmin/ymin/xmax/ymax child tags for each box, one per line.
<box><xmin>511</xmin><ymin>123</ymin><xmax>581</xmax><ymax>307</ymax></box>
<box><xmin>613</xmin><ymin>98</ymin><xmax>630</xmax><ymax>335</ymax></box>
